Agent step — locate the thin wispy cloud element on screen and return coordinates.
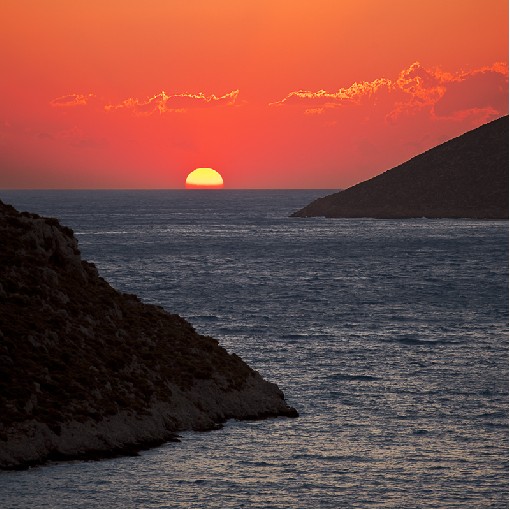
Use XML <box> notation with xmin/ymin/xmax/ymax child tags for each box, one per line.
<box><xmin>50</xmin><ymin>90</ymin><xmax>240</xmax><ymax>116</ymax></box>
<box><xmin>112</xmin><ymin>89</ymin><xmax>239</xmax><ymax>115</ymax></box>
<box><xmin>269</xmin><ymin>78</ymin><xmax>392</xmax><ymax>108</ymax></box>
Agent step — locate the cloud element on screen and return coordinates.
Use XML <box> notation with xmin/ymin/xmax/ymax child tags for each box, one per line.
<box><xmin>46</xmin><ymin>65</ymin><xmax>507</xmax><ymax>132</ymax></box>
<box><xmin>395</xmin><ymin>62</ymin><xmax>445</xmax><ymax>104</ymax></box>
<box><xmin>269</xmin><ymin>79</ymin><xmax>392</xmax><ymax>108</ymax></box>
<box><xmin>105</xmin><ymin>90</ymin><xmax>240</xmax><ymax>115</ymax></box>
<box><xmin>433</xmin><ymin>65</ymin><xmax>509</xmax><ymax>119</ymax></box>
<box><xmin>391</xmin><ymin>62</ymin><xmax>508</xmax><ymax>120</ymax></box>
<box><xmin>270</xmin><ymin>62</ymin><xmax>509</xmax><ymax>122</ymax></box>
<box><xmin>50</xmin><ymin>93</ymin><xmax>96</xmax><ymax>107</ymax></box>
<box><xmin>49</xmin><ymin>90</ymin><xmax>240</xmax><ymax>116</ymax></box>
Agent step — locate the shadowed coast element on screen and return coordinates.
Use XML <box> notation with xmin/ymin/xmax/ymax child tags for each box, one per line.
<box><xmin>0</xmin><ymin>200</ymin><xmax>297</xmax><ymax>470</ymax></box>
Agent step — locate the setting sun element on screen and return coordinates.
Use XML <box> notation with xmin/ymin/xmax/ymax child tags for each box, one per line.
<box><xmin>185</xmin><ymin>168</ymin><xmax>224</xmax><ymax>189</ymax></box>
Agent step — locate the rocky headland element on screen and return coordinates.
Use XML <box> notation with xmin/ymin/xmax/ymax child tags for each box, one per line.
<box><xmin>0</xmin><ymin>200</ymin><xmax>297</xmax><ymax>470</ymax></box>
<box><xmin>292</xmin><ymin>115</ymin><xmax>508</xmax><ymax>219</ymax></box>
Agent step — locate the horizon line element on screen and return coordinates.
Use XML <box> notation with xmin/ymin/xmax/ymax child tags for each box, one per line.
<box><xmin>0</xmin><ymin>187</ymin><xmax>341</xmax><ymax>191</ymax></box>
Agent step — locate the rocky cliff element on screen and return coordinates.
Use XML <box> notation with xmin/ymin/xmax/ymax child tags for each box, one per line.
<box><xmin>0</xmin><ymin>200</ymin><xmax>297</xmax><ymax>469</ymax></box>
<box><xmin>292</xmin><ymin>116</ymin><xmax>508</xmax><ymax>219</ymax></box>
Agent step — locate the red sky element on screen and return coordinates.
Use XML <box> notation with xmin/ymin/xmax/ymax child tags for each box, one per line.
<box><xmin>1</xmin><ymin>0</ymin><xmax>508</xmax><ymax>189</ymax></box>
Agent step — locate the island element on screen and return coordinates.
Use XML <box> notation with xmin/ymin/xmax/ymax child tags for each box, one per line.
<box><xmin>292</xmin><ymin>115</ymin><xmax>508</xmax><ymax>219</ymax></box>
<box><xmin>0</xmin><ymin>200</ymin><xmax>298</xmax><ymax>469</ymax></box>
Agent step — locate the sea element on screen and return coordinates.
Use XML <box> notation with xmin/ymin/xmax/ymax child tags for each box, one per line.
<box><xmin>0</xmin><ymin>189</ymin><xmax>508</xmax><ymax>509</ymax></box>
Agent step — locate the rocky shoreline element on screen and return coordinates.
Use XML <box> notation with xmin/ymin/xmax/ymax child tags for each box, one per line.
<box><xmin>0</xmin><ymin>200</ymin><xmax>297</xmax><ymax>470</ymax></box>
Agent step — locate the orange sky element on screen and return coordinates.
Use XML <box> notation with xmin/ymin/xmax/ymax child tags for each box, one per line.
<box><xmin>1</xmin><ymin>0</ymin><xmax>508</xmax><ymax>189</ymax></box>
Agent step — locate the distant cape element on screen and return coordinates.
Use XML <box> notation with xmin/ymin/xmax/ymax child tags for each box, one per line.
<box><xmin>292</xmin><ymin>116</ymin><xmax>509</xmax><ymax>219</ymax></box>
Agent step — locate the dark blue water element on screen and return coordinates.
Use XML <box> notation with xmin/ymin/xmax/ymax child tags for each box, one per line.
<box><xmin>0</xmin><ymin>190</ymin><xmax>508</xmax><ymax>508</ymax></box>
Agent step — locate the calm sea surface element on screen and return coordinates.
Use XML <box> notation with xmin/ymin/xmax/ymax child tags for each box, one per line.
<box><xmin>0</xmin><ymin>190</ymin><xmax>508</xmax><ymax>508</ymax></box>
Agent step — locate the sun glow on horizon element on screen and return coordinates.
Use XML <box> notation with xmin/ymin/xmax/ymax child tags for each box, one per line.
<box><xmin>185</xmin><ymin>168</ymin><xmax>224</xmax><ymax>189</ymax></box>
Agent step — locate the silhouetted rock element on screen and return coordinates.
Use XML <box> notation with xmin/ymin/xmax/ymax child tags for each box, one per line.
<box><xmin>0</xmin><ymin>201</ymin><xmax>297</xmax><ymax>469</ymax></box>
<box><xmin>292</xmin><ymin>116</ymin><xmax>508</xmax><ymax>219</ymax></box>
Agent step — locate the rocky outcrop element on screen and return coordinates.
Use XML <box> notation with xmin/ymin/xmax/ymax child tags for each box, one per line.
<box><xmin>292</xmin><ymin>116</ymin><xmax>508</xmax><ymax>219</ymax></box>
<box><xmin>0</xmin><ymin>200</ymin><xmax>297</xmax><ymax>469</ymax></box>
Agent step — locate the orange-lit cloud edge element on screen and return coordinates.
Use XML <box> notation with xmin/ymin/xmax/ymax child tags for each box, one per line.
<box><xmin>50</xmin><ymin>62</ymin><xmax>508</xmax><ymax>121</ymax></box>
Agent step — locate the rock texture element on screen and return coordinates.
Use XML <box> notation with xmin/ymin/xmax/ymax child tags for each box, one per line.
<box><xmin>292</xmin><ymin>116</ymin><xmax>508</xmax><ymax>219</ymax></box>
<box><xmin>0</xmin><ymin>200</ymin><xmax>297</xmax><ymax>469</ymax></box>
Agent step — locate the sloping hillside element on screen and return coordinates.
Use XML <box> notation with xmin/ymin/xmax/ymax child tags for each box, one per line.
<box><xmin>292</xmin><ymin>116</ymin><xmax>508</xmax><ymax>219</ymax></box>
<box><xmin>0</xmin><ymin>200</ymin><xmax>297</xmax><ymax>469</ymax></box>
